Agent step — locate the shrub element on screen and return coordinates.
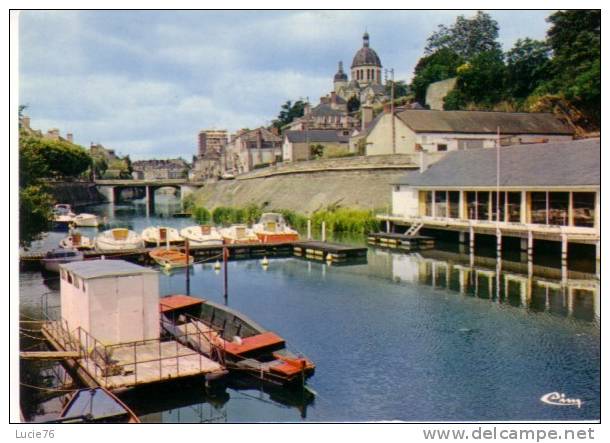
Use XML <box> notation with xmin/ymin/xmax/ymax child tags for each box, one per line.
<box><xmin>192</xmin><ymin>206</ymin><xmax>211</xmax><ymax>224</ymax></box>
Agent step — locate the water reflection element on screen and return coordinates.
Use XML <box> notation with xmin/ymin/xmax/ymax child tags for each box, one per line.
<box><xmin>387</xmin><ymin>248</ymin><xmax>599</xmax><ymax>322</ymax></box>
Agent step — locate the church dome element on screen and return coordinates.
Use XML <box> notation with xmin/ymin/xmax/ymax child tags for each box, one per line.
<box><xmin>351</xmin><ymin>32</ymin><xmax>382</xmax><ymax>68</ymax></box>
<box><xmin>334</xmin><ymin>61</ymin><xmax>348</xmax><ymax>82</ymax></box>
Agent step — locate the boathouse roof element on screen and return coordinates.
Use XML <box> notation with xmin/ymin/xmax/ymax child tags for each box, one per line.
<box><xmin>60</xmin><ymin>259</ymin><xmax>158</xmax><ymax>280</ymax></box>
<box><xmin>395</xmin><ymin>110</ymin><xmax>574</xmax><ymax>135</ymax></box>
<box><xmin>395</xmin><ymin>138</ymin><xmax>600</xmax><ymax>188</ymax></box>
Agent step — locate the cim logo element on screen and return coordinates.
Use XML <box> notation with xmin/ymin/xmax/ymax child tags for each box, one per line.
<box><xmin>540</xmin><ymin>392</ymin><xmax>583</xmax><ymax>408</ymax></box>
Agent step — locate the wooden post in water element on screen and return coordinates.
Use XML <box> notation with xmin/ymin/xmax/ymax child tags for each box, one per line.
<box><xmin>223</xmin><ymin>247</ymin><xmax>229</xmax><ymax>300</ymax></box>
<box><xmin>185</xmin><ymin>239</ymin><xmax>190</xmax><ymax>295</ymax></box>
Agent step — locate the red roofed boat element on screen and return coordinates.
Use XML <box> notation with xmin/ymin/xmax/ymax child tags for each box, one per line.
<box><xmin>160</xmin><ymin>294</ymin><xmax>315</xmax><ymax>387</ymax></box>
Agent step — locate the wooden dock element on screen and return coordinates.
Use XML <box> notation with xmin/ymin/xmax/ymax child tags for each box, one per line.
<box><xmin>367</xmin><ymin>232</ymin><xmax>435</xmax><ymax>251</ymax></box>
<box><xmin>20</xmin><ymin>240</ymin><xmax>367</xmax><ymax>269</ymax></box>
<box><xmin>293</xmin><ymin>241</ymin><xmax>367</xmax><ymax>262</ymax></box>
<box><xmin>40</xmin><ymin>320</ymin><xmax>227</xmax><ymax>392</ymax></box>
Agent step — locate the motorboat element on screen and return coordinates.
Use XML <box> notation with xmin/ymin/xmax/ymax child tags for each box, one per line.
<box><xmin>95</xmin><ymin>228</ymin><xmax>144</xmax><ymax>252</ymax></box>
<box><xmin>141</xmin><ymin>226</ymin><xmax>183</xmax><ymax>246</ymax></box>
<box><xmin>41</xmin><ymin>248</ymin><xmax>84</xmax><ymax>273</ymax></box>
<box><xmin>149</xmin><ymin>248</ymin><xmax>194</xmax><ymax>270</ymax></box>
<box><xmin>252</xmin><ymin>213</ymin><xmax>299</xmax><ymax>243</ymax></box>
<box><xmin>59</xmin><ymin>231</ymin><xmax>94</xmax><ymax>250</ymax></box>
<box><xmin>53</xmin><ymin>204</ymin><xmax>74</xmax><ymax>217</ymax></box>
<box><xmin>219</xmin><ymin>224</ymin><xmax>260</xmax><ymax>245</ymax></box>
<box><xmin>48</xmin><ymin>387</ymin><xmax>140</xmax><ymax>423</ymax></box>
<box><xmin>180</xmin><ymin>225</ymin><xmax>224</xmax><ymax>247</ymax></box>
<box><xmin>160</xmin><ymin>294</ymin><xmax>315</xmax><ymax>387</ymax></box>
<box><xmin>73</xmin><ymin>213</ymin><xmax>100</xmax><ymax>227</ymax></box>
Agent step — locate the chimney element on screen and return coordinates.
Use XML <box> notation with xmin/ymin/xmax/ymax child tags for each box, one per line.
<box><xmin>419</xmin><ymin>151</ymin><xmax>428</xmax><ymax>173</ymax></box>
<box><xmin>67</xmin><ymin>133</ymin><xmax>74</xmax><ymax>143</ymax></box>
<box><xmin>361</xmin><ymin>104</ymin><xmax>373</xmax><ymax>131</ymax></box>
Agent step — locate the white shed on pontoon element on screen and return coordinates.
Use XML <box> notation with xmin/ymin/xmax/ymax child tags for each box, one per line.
<box><xmin>59</xmin><ymin>260</ymin><xmax>160</xmax><ymax>345</ymax></box>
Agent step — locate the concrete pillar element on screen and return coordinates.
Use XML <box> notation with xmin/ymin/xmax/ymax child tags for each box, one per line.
<box><xmin>321</xmin><ymin>221</ymin><xmax>326</xmax><ymax>242</ymax></box>
<box><xmin>595</xmin><ymin>240</ymin><xmax>600</xmax><ymax>278</ymax></box>
<box><xmin>566</xmin><ymin>287</ymin><xmax>573</xmax><ymax>317</ymax></box>
<box><xmin>386</xmin><ymin>220</ymin><xmax>390</xmax><ymax>233</ymax></box>
<box><xmin>146</xmin><ymin>186</ymin><xmax>155</xmax><ymax>215</ymax></box>
<box><xmin>469</xmin><ymin>224</ymin><xmax>475</xmax><ymax>267</ymax></box>
<box><xmin>431</xmin><ymin>191</ymin><xmax>436</xmax><ymax>218</ymax></box>
<box><xmin>98</xmin><ymin>185</ymin><xmax>115</xmax><ymax>203</ymax></box>
<box><xmin>520</xmin><ymin>237</ymin><xmax>528</xmax><ymax>262</ymax></box>
<box><xmin>459</xmin><ymin>269</ymin><xmax>466</xmax><ymax>294</ymax></box>
<box><xmin>307</xmin><ymin>219</ymin><xmax>312</xmax><ymax>240</ymax></box>
<box><xmin>568</xmin><ymin>192</ymin><xmax>574</xmax><ymax>226</ymax></box>
<box><xmin>561</xmin><ymin>233</ymin><xmax>568</xmax><ymax>286</ymax></box>
<box><xmin>527</xmin><ymin>230</ymin><xmax>534</xmax><ymax>278</ymax></box>
<box><xmin>496</xmin><ymin>229</ymin><xmax>502</xmax><ymax>259</ymax></box>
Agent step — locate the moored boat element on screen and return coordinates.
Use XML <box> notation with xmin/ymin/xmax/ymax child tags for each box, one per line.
<box><xmin>141</xmin><ymin>226</ymin><xmax>183</xmax><ymax>246</ymax></box>
<box><xmin>219</xmin><ymin>224</ymin><xmax>261</xmax><ymax>245</ymax></box>
<box><xmin>59</xmin><ymin>231</ymin><xmax>94</xmax><ymax>250</ymax></box>
<box><xmin>160</xmin><ymin>294</ymin><xmax>315</xmax><ymax>387</ymax></box>
<box><xmin>95</xmin><ymin>228</ymin><xmax>144</xmax><ymax>252</ymax></box>
<box><xmin>149</xmin><ymin>248</ymin><xmax>194</xmax><ymax>269</ymax></box>
<box><xmin>252</xmin><ymin>213</ymin><xmax>299</xmax><ymax>243</ymax></box>
<box><xmin>50</xmin><ymin>387</ymin><xmax>140</xmax><ymax>423</ymax></box>
<box><xmin>73</xmin><ymin>213</ymin><xmax>101</xmax><ymax>227</ymax></box>
<box><xmin>41</xmin><ymin>248</ymin><xmax>84</xmax><ymax>273</ymax></box>
<box><xmin>180</xmin><ymin>225</ymin><xmax>224</xmax><ymax>246</ymax></box>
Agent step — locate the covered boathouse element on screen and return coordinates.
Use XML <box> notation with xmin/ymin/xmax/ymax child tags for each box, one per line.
<box><xmin>381</xmin><ymin>138</ymin><xmax>600</xmax><ymax>272</ymax></box>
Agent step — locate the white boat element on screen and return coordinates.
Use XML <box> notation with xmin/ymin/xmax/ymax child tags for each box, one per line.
<box><xmin>95</xmin><ymin>228</ymin><xmax>144</xmax><ymax>252</ymax></box>
<box><xmin>59</xmin><ymin>231</ymin><xmax>95</xmax><ymax>250</ymax></box>
<box><xmin>141</xmin><ymin>226</ymin><xmax>183</xmax><ymax>246</ymax></box>
<box><xmin>73</xmin><ymin>213</ymin><xmax>100</xmax><ymax>227</ymax></box>
<box><xmin>179</xmin><ymin>225</ymin><xmax>224</xmax><ymax>246</ymax></box>
<box><xmin>41</xmin><ymin>248</ymin><xmax>84</xmax><ymax>273</ymax></box>
<box><xmin>252</xmin><ymin>213</ymin><xmax>299</xmax><ymax>243</ymax></box>
<box><xmin>219</xmin><ymin>224</ymin><xmax>261</xmax><ymax>244</ymax></box>
<box><xmin>53</xmin><ymin>204</ymin><xmax>74</xmax><ymax>216</ymax></box>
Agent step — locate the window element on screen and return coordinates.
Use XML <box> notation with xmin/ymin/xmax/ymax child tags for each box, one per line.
<box><xmin>573</xmin><ymin>192</ymin><xmax>595</xmax><ymax>227</ymax></box>
<box><xmin>477</xmin><ymin>192</ymin><xmax>490</xmax><ymax>220</ymax></box>
<box><xmin>530</xmin><ymin>192</ymin><xmax>547</xmax><ymax>224</ymax></box>
<box><xmin>437</xmin><ymin>144</ymin><xmax>448</xmax><ymax>152</ymax></box>
<box><xmin>448</xmin><ymin>191</ymin><xmax>460</xmax><ymax>218</ymax></box>
<box><xmin>507</xmin><ymin>192</ymin><xmax>521</xmax><ymax>222</ymax></box>
<box><xmin>466</xmin><ymin>192</ymin><xmax>477</xmax><ymax>219</ymax></box>
<box><xmin>435</xmin><ymin>191</ymin><xmax>448</xmax><ymax>218</ymax></box>
<box><xmin>424</xmin><ymin>191</ymin><xmax>433</xmax><ymax>217</ymax></box>
<box><xmin>548</xmin><ymin>192</ymin><xmax>569</xmax><ymax>226</ymax></box>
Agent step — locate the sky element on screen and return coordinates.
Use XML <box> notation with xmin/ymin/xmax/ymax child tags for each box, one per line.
<box><xmin>18</xmin><ymin>10</ymin><xmax>553</xmax><ymax>160</ymax></box>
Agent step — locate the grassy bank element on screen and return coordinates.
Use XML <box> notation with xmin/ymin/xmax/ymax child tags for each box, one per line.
<box><xmin>184</xmin><ymin>200</ymin><xmax>381</xmax><ymax>234</ymax></box>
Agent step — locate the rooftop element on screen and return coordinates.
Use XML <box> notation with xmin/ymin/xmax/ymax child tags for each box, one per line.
<box><xmin>60</xmin><ymin>260</ymin><xmax>158</xmax><ymax>280</ymax></box>
<box><xmin>394</xmin><ymin>138</ymin><xmax>600</xmax><ymax>188</ymax></box>
<box><xmin>395</xmin><ymin>110</ymin><xmax>574</xmax><ymax>135</ymax></box>
<box><xmin>285</xmin><ymin>130</ymin><xmax>350</xmax><ymax>143</ymax></box>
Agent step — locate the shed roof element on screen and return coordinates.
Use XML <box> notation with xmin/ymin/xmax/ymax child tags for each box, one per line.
<box><xmin>285</xmin><ymin>130</ymin><xmax>349</xmax><ymax>143</ymax></box>
<box><xmin>395</xmin><ymin>110</ymin><xmax>574</xmax><ymax>135</ymax></box>
<box><xmin>60</xmin><ymin>260</ymin><xmax>158</xmax><ymax>280</ymax></box>
<box><xmin>394</xmin><ymin>138</ymin><xmax>600</xmax><ymax>188</ymax></box>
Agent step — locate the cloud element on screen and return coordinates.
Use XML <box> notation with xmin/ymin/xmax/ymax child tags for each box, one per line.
<box><xmin>18</xmin><ymin>10</ymin><xmax>554</xmax><ymax>160</ymax></box>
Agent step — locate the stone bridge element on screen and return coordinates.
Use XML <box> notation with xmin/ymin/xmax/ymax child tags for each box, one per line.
<box><xmin>95</xmin><ymin>179</ymin><xmax>204</xmax><ymax>213</ymax></box>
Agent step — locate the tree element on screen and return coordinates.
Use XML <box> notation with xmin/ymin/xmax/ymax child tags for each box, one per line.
<box><xmin>444</xmin><ymin>50</ymin><xmax>507</xmax><ymax>109</ymax></box>
<box><xmin>385</xmin><ymin>80</ymin><xmax>409</xmax><ymax>99</ymax></box>
<box><xmin>309</xmin><ymin>144</ymin><xmax>324</xmax><ymax>159</ymax></box>
<box><xmin>410</xmin><ymin>48</ymin><xmax>464</xmax><ymax>104</ymax></box>
<box><xmin>505</xmin><ymin>38</ymin><xmax>551</xmax><ymax>100</ymax></box>
<box><xmin>272</xmin><ymin>100</ymin><xmax>306</xmax><ymax>130</ymax></box>
<box><xmin>543</xmin><ymin>10</ymin><xmax>600</xmax><ymax>125</ymax></box>
<box><xmin>425</xmin><ymin>11</ymin><xmax>501</xmax><ymax>60</ymax></box>
<box><xmin>347</xmin><ymin>95</ymin><xmax>361</xmax><ymax>113</ymax></box>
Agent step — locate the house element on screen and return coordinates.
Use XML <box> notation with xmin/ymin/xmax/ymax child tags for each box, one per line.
<box><xmin>132</xmin><ymin>158</ymin><xmax>189</xmax><ymax>180</ymax></box>
<box><xmin>363</xmin><ymin>108</ymin><xmax>574</xmax><ymax>156</ymax></box>
<box><xmin>282</xmin><ymin>130</ymin><xmax>350</xmax><ymax>162</ymax></box>
<box><xmin>284</xmin><ymin>94</ymin><xmax>358</xmax><ymax>132</ymax></box>
<box><xmin>223</xmin><ymin>127</ymin><xmax>282</xmax><ymax>174</ymax></box>
<box><xmin>386</xmin><ymin>138</ymin><xmax>600</xmax><ymax>249</ymax></box>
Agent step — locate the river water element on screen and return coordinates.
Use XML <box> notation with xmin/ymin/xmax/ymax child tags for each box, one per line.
<box><xmin>19</xmin><ymin>196</ymin><xmax>600</xmax><ymax>422</ymax></box>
